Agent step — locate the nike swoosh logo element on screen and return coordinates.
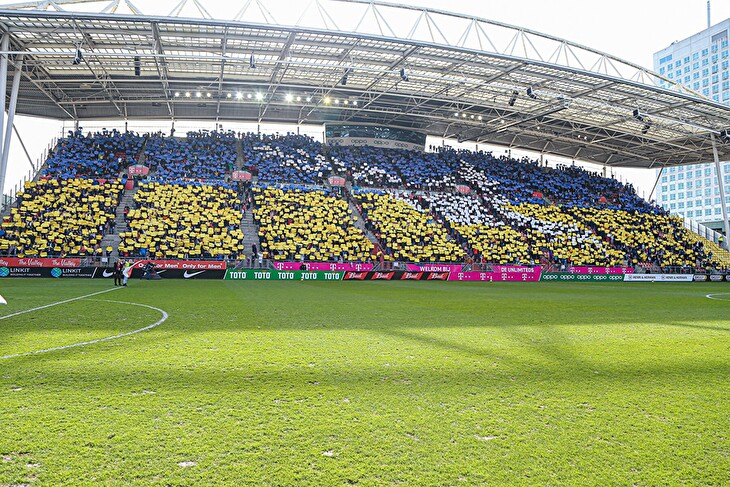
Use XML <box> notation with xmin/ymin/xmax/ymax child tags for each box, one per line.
<box><xmin>102</xmin><ymin>270</ymin><xmax>114</xmax><ymax>278</ymax></box>
<box><xmin>183</xmin><ymin>270</ymin><xmax>205</xmax><ymax>278</ymax></box>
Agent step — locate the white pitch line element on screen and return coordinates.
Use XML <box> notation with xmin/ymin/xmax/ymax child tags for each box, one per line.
<box><xmin>0</xmin><ymin>287</ymin><xmax>120</xmax><ymax>321</ymax></box>
<box><xmin>706</xmin><ymin>293</ymin><xmax>730</xmax><ymax>301</ymax></box>
<box><xmin>0</xmin><ymin>299</ymin><xmax>168</xmax><ymax>360</ymax></box>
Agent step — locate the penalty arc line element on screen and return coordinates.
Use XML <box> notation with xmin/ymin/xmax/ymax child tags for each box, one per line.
<box><xmin>706</xmin><ymin>293</ymin><xmax>730</xmax><ymax>301</ymax></box>
<box><xmin>0</xmin><ymin>287</ymin><xmax>121</xmax><ymax>321</ymax></box>
<box><xmin>0</xmin><ymin>298</ymin><xmax>169</xmax><ymax>360</ymax></box>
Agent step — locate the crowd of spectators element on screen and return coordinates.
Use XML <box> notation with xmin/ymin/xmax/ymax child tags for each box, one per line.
<box><xmin>43</xmin><ymin>128</ymin><xmax>145</xmax><ymax>179</ymax></box>
<box><xmin>145</xmin><ymin>130</ymin><xmax>237</xmax><ymax>184</ymax></box>
<box><xmin>253</xmin><ymin>185</ymin><xmax>374</xmax><ymax>261</ymax></box>
<box><xmin>118</xmin><ymin>182</ymin><xmax>244</xmax><ymax>259</ymax></box>
<box><xmin>566</xmin><ymin>207</ymin><xmax>710</xmax><ymax>268</ymax></box>
<box><xmin>354</xmin><ymin>190</ymin><xmax>464</xmax><ymax>262</ymax></box>
<box><xmin>0</xmin><ymin>178</ymin><xmax>121</xmax><ymax>257</ymax></box>
<box><xmin>241</xmin><ymin>133</ymin><xmax>336</xmax><ymax>184</ymax></box>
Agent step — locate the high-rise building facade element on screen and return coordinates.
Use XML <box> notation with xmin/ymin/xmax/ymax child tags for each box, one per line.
<box><xmin>653</xmin><ymin>18</ymin><xmax>730</xmax><ymax>231</ymax></box>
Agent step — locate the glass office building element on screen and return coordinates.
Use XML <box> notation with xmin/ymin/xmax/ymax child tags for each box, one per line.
<box><xmin>653</xmin><ymin>18</ymin><xmax>730</xmax><ymax>231</ymax></box>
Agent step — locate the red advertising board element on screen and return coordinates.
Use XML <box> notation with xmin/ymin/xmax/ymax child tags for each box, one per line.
<box><xmin>0</xmin><ymin>257</ymin><xmax>81</xmax><ymax>268</ymax></box>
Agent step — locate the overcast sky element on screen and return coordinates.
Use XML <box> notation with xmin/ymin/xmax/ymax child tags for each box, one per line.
<box><xmin>7</xmin><ymin>0</ymin><xmax>730</xmax><ymax>196</ymax></box>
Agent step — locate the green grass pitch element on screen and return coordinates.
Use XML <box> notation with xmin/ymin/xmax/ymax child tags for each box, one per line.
<box><xmin>0</xmin><ymin>279</ymin><xmax>729</xmax><ymax>486</ymax></box>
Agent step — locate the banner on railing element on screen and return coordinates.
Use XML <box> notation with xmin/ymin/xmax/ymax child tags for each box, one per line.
<box><xmin>405</xmin><ymin>263</ymin><xmax>463</xmax><ymax>273</ymax></box>
<box><xmin>328</xmin><ymin>176</ymin><xmax>346</xmax><ymax>187</ymax></box>
<box><xmin>0</xmin><ymin>257</ymin><xmax>81</xmax><ymax>268</ymax></box>
<box><xmin>568</xmin><ymin>266</ymin><xmax>634</xmax><ymax>275</ymax></box>
<box><xmin>128</xmin><ymin>165</ymin><xmax>149</xmax><ymax>176</ymax></box>
<box><xmin>231</xmin><ymin>170</ymin><xmax>252</xmax><ymax>181</ymax></box>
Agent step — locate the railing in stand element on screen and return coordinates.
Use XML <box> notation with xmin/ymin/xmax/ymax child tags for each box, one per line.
<box><xmin>682</xmin><ymin>216</ymin><xmax>724</xmax><ymax>245</ymax></box>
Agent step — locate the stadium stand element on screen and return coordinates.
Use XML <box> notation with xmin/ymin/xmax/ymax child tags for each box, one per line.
<box><xmin>8</xmin><ymin>128</ymin><xmax>726</xmax><ymax>271</ymax></box>
<box><xmin>118</xmin><ymin>182</ymin><xmax>244</xmax><ymax>259</ymax></box>
<box><xmin>0</xmin><ymin>178</ymin><xmax>122</xmax><ymax>257</ymax></box>
<box><xmin>252</xmin><ymin>185</ymin><xmax>374</xmax><ymax>261</ymax></box>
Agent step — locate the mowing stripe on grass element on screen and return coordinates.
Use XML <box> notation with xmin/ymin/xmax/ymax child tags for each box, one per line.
<box><xmin>0</xmin><ymin>287</ymin><xmax>120</xmax><ymax>321</ymax></box>
<box><xmin>0</xmin><ymin>299</ymin><xmax>168</xmax><ymax>360</ymax></box>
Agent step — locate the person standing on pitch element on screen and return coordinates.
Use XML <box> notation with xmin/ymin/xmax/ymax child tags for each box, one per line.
<box><xmin>122</xmin><ymin>260</ymin><xmax>134</xmax><ymax>286</ymax></box>
<box><xmin>114</xmin><ymin>258</ymin><xmax>124</xmax><ymax>286</ymax></box>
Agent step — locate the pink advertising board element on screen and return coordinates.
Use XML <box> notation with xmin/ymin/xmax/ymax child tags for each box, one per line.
<box><xmin>273</xmin><ymin>261</ymin><xmax>374</xmax><ymax>272</ymax></box>
<box><xmin>448</xmin><ymin>266</ymin><xmax>542</xmax><ymax>282</ymax></box>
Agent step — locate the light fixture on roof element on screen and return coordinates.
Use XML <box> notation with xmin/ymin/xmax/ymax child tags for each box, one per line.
<box><xmin>255</xmin><ymin>92</ymin><xmax>263</xmax><ymax>101</ymax></box>
<box><xmin>226</xmin><ymin>93</ymin><xmax>232</xmax><ymax>98</ymax></box>
<box><xmin>324</xmin><ymin>96</ymin><xmax>331</xmax><ymax>104</ymax></box>
<box><xmin>249</xmin><ymin>53</ymin><xmax>256</xmax><ymax>69</ymax></box>
<box><xmin>185</xmin><ymin>91</ymin><xmax>191</xmax><ymax>97</ymax></box>
<box><xmin>526</xmin><ymin>87</ymin><xmax>537</xmax><ymax>99</ymax></box>
<box><xmin>174</xmin><ymin>92</ymin><xmax>180</xmax><ymax>97</ymax></box>
<box><xmin>296</xmin><ymin>96</ymin><xmax>301</xmax><ymax>102</ymax></box>
<box><xmin>235</xmin><ymin>92</ymin><xmax>243</xmax><ymax>100</ymax></box>
<box><xmin>344</xmin><ymin>100</ymin><xmax>349</xmax><ymax>105</ymax></box>
<box><xmin>206</xmin><ymin>92</ymin><xmax>212</xmax><ymax>98</ymax></box>
<box><xmin>247</xmin><ymin>93</ymin><xmax>252</xmax><ymax>99</ymax></box>
<box><xmin>352</xmin><ymin>100</ymin><xmax>357</xmax><ymax>106</ymax></box>
<box><xmin>633</xmin><ymin>109</ymin><xmax>651</xmax><ymax>134</ymax></box>
<box><xmin>285</xmin><ymin>93</ymin><xmax>293</xmax><ymax>102</ymax></box>
<box><xmin>341</xmin><ymin>67</ymin><xmax>352</xmax><ymax>86</ymax></box>
<box><xmin>400</xmin><ymin>67</ymin><xmax>409</xmax><ymax>81</ymax></box>
<box><xmin>477</xmin><ymin>115</ymin><xmax>483</xmax><ymax>121</ymax></box>
<box><xmin>195</xmin><ymin>91</ymin><xmax>202</xmax><ymax>98</ymax></box>
<box><xmin>306</xmin><ymin>96</ymin><xmax>312</xmax><ymax>102</ymax></box>
<box><xmin>72</xmin><ymin>46</ymin><xmax>83</xmax><ymax>65</ymax></box>
<box><xmin>334</xmin><ymin>99</ymin><xmax>340</xmax><ymax>104</ymax></box>
<box><xmin>508</xmin><ymin>90</ymin><xmax>518</xmax><ymax>106</ymax></box>
<box><xmin>454</xmin><ymin>112</ymin><xmax>459</xmax><ymax>117</ymax></box>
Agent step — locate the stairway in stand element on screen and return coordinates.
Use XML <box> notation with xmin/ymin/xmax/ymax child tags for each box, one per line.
<box><xmin>235</xmin><ymin>139</ymin><xmax>245</xmax><ymax>169</ymax></box>
<box><xmin>344</xmin><ymin>188</ymin><xmax>383</xmax><ymax>250</ymax></box>
<box><xmin>240</xmin><ymin>208</ymin><xmax>261</xmax><ymax>260</ymax></box>
<box><xmin>100</xmin><ymin>185</ymin><xmax>138</xmax><ymax>262</ymax></box>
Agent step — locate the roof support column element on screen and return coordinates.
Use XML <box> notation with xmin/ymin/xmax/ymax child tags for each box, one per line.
<box><xmin>0</xmin><ymin>33</ymin><xmax>9</xmax><ymax>164</ymax></box>
<box><xmin>711</xmin><ymin>133</ymin><xmax>730</xmax><ymax>243</ymax></box>
<box><xmin>0</xmin><ymin>55</ymin><xmax>22</xmax><ymax>207</ymax></box>
<box><xmin>648</xmin><ymin>166</ymin><xmax>665</xmax><ymax>203</ymax></box>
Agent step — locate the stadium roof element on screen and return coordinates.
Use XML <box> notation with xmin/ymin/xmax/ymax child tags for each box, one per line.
<box><xmin>1</xmin><ymin>0</ymin><xmax>730</xmax><ymax>168</ymax></box>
